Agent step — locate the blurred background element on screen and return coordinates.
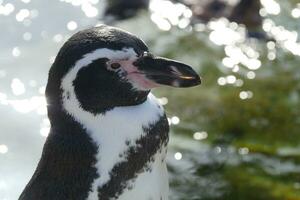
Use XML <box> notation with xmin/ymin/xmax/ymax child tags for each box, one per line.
<box><xmin>0</xmin><ymin>0</ymin><xmax>300</xmax><ymax>199</ymax></box>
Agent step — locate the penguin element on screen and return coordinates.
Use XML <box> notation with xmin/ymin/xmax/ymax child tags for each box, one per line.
<box><xmin>19</xmin><ymin>25</ymin><xmax>201</xmax><ymax>200</ymax></box>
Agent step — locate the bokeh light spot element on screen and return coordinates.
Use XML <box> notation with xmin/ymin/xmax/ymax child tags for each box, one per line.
<box><xmin>0</xmin><ymin>144</ymin><xmax>8</xmax><ymax>154</ymax></box>
<box><xmin>67</xmin><ymin>21</ymin><xmax>78</xmax><ymax>31</ymax></box>
<box><xmin>174</xmin><ymin>152</ymin><xmax>182</xmax><ymax>160</ymax></box>
<box><xmin>193</xmin><ymin>131</ymin><xmax>208</xmax><ymax>140</ymax></box>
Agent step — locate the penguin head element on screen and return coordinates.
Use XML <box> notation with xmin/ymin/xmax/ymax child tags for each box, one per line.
<box><xmin>46</xmin><ymin>25</ymin><xmax>200</xmax><ymax>115</ymax></box>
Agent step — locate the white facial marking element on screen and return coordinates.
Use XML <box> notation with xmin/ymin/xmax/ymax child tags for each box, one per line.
<box><xmin>62</xmin><ymin>47</ymin><xmax>137</xmax><ymax>92</ymax></box>
<box><xmin>126</xmin><ymin>72</ymin><xmax>160</xmax><ymax>91</ymax></box>
<box><xmin>60</xmin><ymin>48</ymin><xmax>167</xmax><ymax>199</ymax></box>
<box><xmin>107</xmin><ymin>55</ymin><xmax>160</xmax><ymax>91</ymax></box>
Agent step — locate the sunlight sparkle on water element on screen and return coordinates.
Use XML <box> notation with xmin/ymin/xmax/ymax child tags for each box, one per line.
<box><xmin>0</xmin><ymin>180</ymin><xmax>8</xmax><ymax>190</ymax></box>
<box><xmin>218</xmin><ymin>76</ymin><xmax>244</xmax><ymax>86</ymax></box>
<box><xmin>267</xmin><ymin>41</ymin><xmax>276</xmax><ymax>49</ymax></box>
<box><xmin>21</xmin><ymin>0</ymin><xmax>31</xmax><ymax>3</ymax></box>
<box><xmin>81</xmin><ymin>3</ymin><xmax>98</xmax><ymax>17</ymax></box>
<box><xmin>178</xmin><ymin>18</ymin><xmax>190</xmax><ymax>29</ymax></box>
<box><xmin>11</xmin><ymin>78</ymin><xmax>25</xmax><ymax>96</ymax></box>
<box><xmin>16</xmin><ymin>9</ymin><xmax>30</xmax><ymax>22</ymax></box>
<box><xmin>245</xmin><ymin>59</ymin><xmax>261</xmax><ymax>70</ymax></box>
<box><xmin>263</xmin><ymin>19</ymin><xmax>300</xmax><ymax>56</ymax></box>
<box><xmin>0</xmin><ymin>144</ymin><xmax>8</xmax><ymax>154</ymax></box>
<box><xmin>247</xmin><ymin>71</ymin><xmax>256</xmax><ymax>79</ymax></box>
<box><xmin>260</xmin><ymin>0</ymin><xmax>280</xmax><ymax>15</ymax></box>
<box><xmin>150</xmin><ymin>0</ymin><xmax>192</xmax><ymax>31</ymax></box>
<box><xmin>222</xmin><ymin>57</ymin><xmax>237</xmax><ymax>68</ymax></box>
<box><xmin>208</xmin><ymin>18</ymin><xmax>261</xmax><ymax>80</ymax></box>
<box><xmin>49</xmin><ymin>56</ymin><xmax>56</xmax><ymax>64</ymax></box>
<box><xmin>271</xmin><ymin>27</ymin><xmax>298</xmax><ymax>42</ymax></box>
<box><xmin>23</xmin><ymin>19</ymin><xmax>32</xmax><ymax>26</ymax></box>
<box><xmin>262</xmin><ymin>18</ymin><xmax>274</xmax><ymax>32</ymax></box>
<box><xmin>238</xmin><ymin>147</ymin><xmax>249</xmax><ymax>155</ymax></box>
<box><xmin>43</xmin><ymin>118</ymin><xmax>50</xmax><ymax>126</ymax></box>
<box><xmin>30</xmin><ymin>9</ymin><xmax>39</xmax><ymax>18</ymax></box>
<box><xmin>23</xmin><ymin>32</ymin><xmax>32</xmax><ymax>41</ymax></box>
<box><xmin>209</xmin><ymin>18</ymin><xmax>245</xmax><ymax>46</ymax></box>
<box><xmin>60</xmin><ymin>0</ymin><xmax>99</xmax><ymax>17</ymax></box>
<box><xmin>244</xmin><ymin>46</ymin><xmax>259</xmax><ymax>59</ymax></box>
<box><xmin>215</xmin><ymin>146</ymin><xmax>222</xmax><ymax>154</ymax></box>
<box><xmin>29</xmin><ymin>80</ymin><xmax>37</xmax><ymax>88</ymax></box>
<box><xmin>291</xmin><ymin>8</ymin><xmax>300</xmax><ymax>18</ymax></box>
<box><xmin>38</xmin><ymin>86</ymin><xmax>46</xmax><ymax>94</ymax></box>
<box><xmin>0</xmin><ymin>92</ymin><xmax>8</xmax><ymax>105</ymax></box>
<box><xmin>158</xmin><ymin>97</ymin><xmax>168</xmax><ymax>105</ymax></box>
<box><xmin>217</xmin><ymin>77</ymin><xmax>226</xmax><ymax>86</ymax></box>
<box><xmin>0</xmin><ymin>3</ymin><xmax>14</xmax><ymax>16</ymax></box>
<box><xmin>239</xmin><ymin>91</ymin><xmax>248</xmax><ymax>100</ymax></box>
<box><xmin>224</xmin><ymin>43</ymin><xmax>261</xmax><ymax>70</ymax></box>
<box><xmin>41</xmin><ymin>30</ymin><xmax>48</xmax><ymax>39</ymax></box>
<box><xmin>40</xmin><ymin>127</ymin><xmax>50</xmax><ymax>137</ymax></box>
<box><xmin>0</xmin><ymin>69</ymin><xmax>6</xmax><ymax>78</ymax></box>
<box><xmin>267</xmin><ymin>52</ymin><xmax>276</xmax><ymax>60</ymax></box>
<box><xmin>235</xmin><ymin>79</ymin><xmax>244</xmax><ymax>87</ymax></box>
<box><xmin>247</xmin><ymin>91</ymin><xmax>253</xmax><ymax>98</ymax></box>
<box><xmin>232</xmin><ymin>65</ymin><xmax>239</xmax><ymax>72</ymax></box>
<box><xmin>150</xmin><ymin>14</ymin><xmax>171</xmax><ymax>31</ymax></box>
<box><xmin>260</xmin><ymin>8</ymin><xmax>268</xmax><ymax>17</ymax></box>
<box><xmin>67</xmin><ymin>21</ymin><xmax>78</xmax><ymax>31</ymax></box>
<box><xmin>218</xmin><ymin>75</ymin><xmax>237</xmax><ymax>85</ymax></box>
<box><xmin>12</xmin><ymin>47</ymin><xmax>21</xmax><ymax>57</ymax></box>
<box><xmin>53</xmin><ymin>34</ymin><xmax>63</xmax><ymax>43</ymax></box>
<box><xmin>174</xmin><ymin>152</ymin><xmax>182</xmax><ymax>160</ymax></box>
<box><xmin>239</xmin><ymin>91</ymin><xmax>253</xmax><ymax>100</ymax></box>
<box><xmin>8</xmin><ymin>95</ymin><xmax>46</xmax><ymax>114</ymax></box>
<box><xmin>37</xmin><ymin>106</ymin><xmax>47</xmax><ymax>115</ymax></box>
<box><xmin>194</xmin><ymin>23</ymin><xmax>206</xmax><ymax>32</ymax></box>
<box><xmin>226</xmin><ymin>75</ymin><xmax>236</xmax><ymax>84</ymax></box>
<box><xmin>193</xmin><ymin>131</ymin><xmax>208</xmax><ymax>141</ymax></box>
<box><xmin>225</xmin><ymin>46</ymin><xmax>246</xmax><ymax>62</ymax></box>
<box><xmin>171</xmin><ymin>116</ymin><xmax>180</xmax><ymax>125</ymax></box>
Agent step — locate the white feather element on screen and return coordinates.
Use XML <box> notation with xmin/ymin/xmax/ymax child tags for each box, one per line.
<box><xmin>117</xmin><ymin>146</ymin><xmax>169</xmax><ymax>200</ymax></box>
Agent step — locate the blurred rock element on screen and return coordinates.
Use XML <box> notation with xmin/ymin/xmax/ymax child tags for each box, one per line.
<box><xmin>175</xmin><ymin>0</ymin><xmax>265</xmax><ymax>38</ymax></box>
<box><xmin>104</xmin><ymin>0</ymin><xmax>149</xmax><ymax>21</ymax></box>
<box><xmin>229</xmin><ymin>0</ymin><xmax>262</xmax><ymax>28</ymax></box>
<box><xmin>103</xmin><ymin>0</ymin><xmax>265</xmax><ymax>38</ymax></box>
<box><xmin>175</xmin><ymin>0</ymin><xmax>229</xmax><ymax>22</ymax></box>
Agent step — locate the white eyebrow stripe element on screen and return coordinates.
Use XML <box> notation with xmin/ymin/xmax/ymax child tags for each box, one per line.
<box><xmin>61</xmin><ymin>47</ymin><xmax>137</xmax><ymax>96</ymax></box>
<box><xmin>60</xmin><ymin>47</ymin><xmax>138</xmax><ymax>120</ymax></box>
<box><xmin>76</xmin><ymin>47</ymin><xmax>138</xmax><ymax>69</ymax></box>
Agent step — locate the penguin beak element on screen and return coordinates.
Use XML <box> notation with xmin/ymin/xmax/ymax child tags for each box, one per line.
<box><xmin>134</xmin><ymin>53</ymin><xmax>201</xmax><ymax>88</ymax></box>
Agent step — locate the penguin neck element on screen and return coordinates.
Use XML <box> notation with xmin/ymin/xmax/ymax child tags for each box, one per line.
<box><xmin>21</xmin><ymin>102</ymin><xmax>99</xmax><ymax>200</ymax></box>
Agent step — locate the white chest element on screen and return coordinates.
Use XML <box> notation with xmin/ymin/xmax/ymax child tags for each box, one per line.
<box><xmin>62</xmin><ymin>93</ymin><xmax>168</xmax><ymax>199</ymax></box>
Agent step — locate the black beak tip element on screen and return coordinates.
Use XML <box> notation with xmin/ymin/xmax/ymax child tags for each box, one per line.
<box><xmin>182</xmin><ymin>66</ymin><xmax>201</xmax><ymax>87</ymax></box>
<box><xmin>176</xmin><ymin>74</ymin><xmax>201</xmax><ymax>88</ymax></box>
<box><xmin>195</xmin><ymin>75</ymin><xmax>202</xmax><ymax>85</ymax></box>
<box><xmin>189</xmin><ymin>75</ymin><xmax>201</xmax><ymax>87</ymax></box>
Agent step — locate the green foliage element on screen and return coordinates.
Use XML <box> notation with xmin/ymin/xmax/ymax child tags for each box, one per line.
<box><xmin>119</xmin><ymin>2</ymin><xmax>300</xmax><ymax>198</ymax></box>
<box><xmin>154</xmin><ymin>31</ymin><xmax>300</xmax><ymax>149</ymax></box>
<box><xmin>151</xmin><ymin>31</ymin><xmax>300</xmax><ymax>199</ymax></box>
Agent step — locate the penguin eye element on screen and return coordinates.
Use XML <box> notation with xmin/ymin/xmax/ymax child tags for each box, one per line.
<box><xmin>110</xmin><ymin>63</ymin><xmax>121</xmax><ymax>69</ymax></box>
